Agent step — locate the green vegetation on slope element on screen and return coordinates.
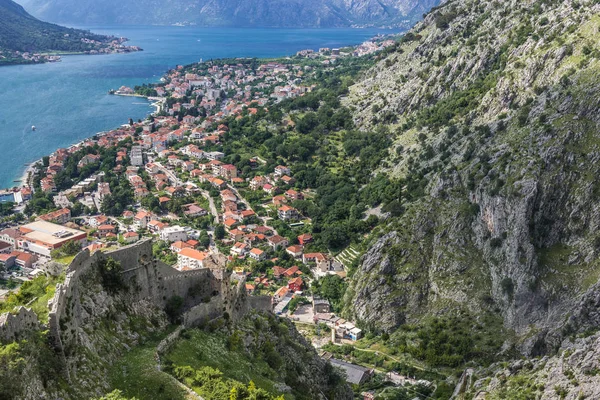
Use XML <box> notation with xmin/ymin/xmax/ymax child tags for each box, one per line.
<box><xmin>0</xmin><ymin>0</ymin><xmax>113</xmax><ymax>53</ymax></box>
<box><xmin>0</xmin><ymin>331</ymin><xmax>65</xmax><ymax>399</ymax></box>
<box><xmin>165</xmin><ymin>329</ymin><xmax>293</xmax><ymax>398</ymax></box>
<box><xmin>108</xmin><ymin>333</ymin><xmax>186</xmax><ymax>400</ymax></box>
<box><xmin>0</xmin><ymin>274</ymin><xmax>64</xmax><ymax>323</ymax></box>
<box><xmin>172</xmin><ymin>365</ymin><xmax>284</xmax><ymax>400</ymax></box>
<box><xmin>104</xmin><ymin>311</ymin><xmax>351</xmax><ymax>400</ymax></box>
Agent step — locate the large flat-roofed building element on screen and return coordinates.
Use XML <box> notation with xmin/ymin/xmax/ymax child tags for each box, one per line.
<box><xmin>17</xmin><ymin>221</ymin><xmax>87</xmax><ymax>257</ymax></box>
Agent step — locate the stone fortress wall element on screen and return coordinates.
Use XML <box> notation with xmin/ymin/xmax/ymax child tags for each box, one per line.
<box><xmin>0</xmin><ymin>239</ymin><xmax>271</xmax><ymax>347</ymax></box>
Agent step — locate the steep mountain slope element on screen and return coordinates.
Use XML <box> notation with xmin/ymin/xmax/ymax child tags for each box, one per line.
<box><xmin>16</xmin><ymin>0</ymin><xmax>440</xmax><ymax>28</ymax></box>
<box><xmin>343</xmin><ymin>0</ymin><xmax>600</xmax><ymax>357</ymax></box>
<box><xmin>0</xmin><ymin>0</ymin><xmax>115</xmax><ymax>53</ymax></box>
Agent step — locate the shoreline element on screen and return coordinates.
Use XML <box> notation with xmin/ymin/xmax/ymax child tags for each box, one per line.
<box><xmin>0</xmin><ymin>37</ymin><xmax>142</xmax><ymax>68</ymax></box>
<box><xmin>6</xmin><ymin>29</ymin><xmax>391</xmax><ymax>191</ymax></box>
<box><xmin>0</xmin><ymin>47</ymin><xmax>143</xmax><ymax>68</ymax></box>
<box><xmin>14</xmin><ymin>129</ymin><xmax>123</xmax><ymax>189</ymax></box>
<box><xmin>12</xmin><ymin>96</ymin><xmax>162</xmax><ymax>189</ymax></box>
<box><xmin>110</xmin><ymin>93</ymin><xmax>164</xmax><ymax>114</ymax></box>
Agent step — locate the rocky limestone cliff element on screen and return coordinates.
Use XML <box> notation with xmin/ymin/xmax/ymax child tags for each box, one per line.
<box><xmin>343</xmin><ymin>0</ymin><xmax>600</xmax><ymax>356</ymax></box>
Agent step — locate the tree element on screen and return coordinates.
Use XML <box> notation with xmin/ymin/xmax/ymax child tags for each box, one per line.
<box><xmin>312</xmin><ymin>275</ymin><xmax>347</xmax><ymax>312</ymax></box>
<box><xmin>0</xmin><ymin>203</ymin><xmax>15</xmax><ymax>217</ymax></box>
<box><xmin>383</xmin><ymin>199</ymin><xmax>403</xmax><ymax>217</ymax></box>
<box><xmin>199</xmin><ymin>231</ymin><xmax>211</xmax><ymax>249</ymax></box>
<box><xmin>319</xmin><ymin>225</ymin><xmax>349</xmax><ymax>250</ymax></box>
<box><xmin>70</xmin><ymin>202</ymin><xmax>84</xmax><ymax>217</ymax></box>
<box><xmin>101</xmin><ymin>182</ymin><xmax>134</xmax><ymax>216</ymax></box>
<box><xmin>50</xmin><ymin>240</ymin><xmax>81</xmax><ymax>259</ymax></box>
<box><xmin>141</xmin><ymin>195</ymin><xmax>160</xmax><ymax>213</ymax></box>
<box><xmin>214</xmin><ymin>224</ymin><xmax>225</xmax><ymax>240</ymax></box>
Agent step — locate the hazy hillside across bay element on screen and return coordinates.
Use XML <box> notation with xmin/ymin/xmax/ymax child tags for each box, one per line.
<box><xmin>0</xmin><ymin>0</ymin><xmax>109</xmax><ymax>52</ymax></box>
<box><xmin>0</xmin><ymin>0</ymin><xmax>140</xmax><ymax>65</ymax></box>
<box><xmin>15</xmin><ymin>0</ymin><xmax>440</xmax><ymax>28</ymax></box>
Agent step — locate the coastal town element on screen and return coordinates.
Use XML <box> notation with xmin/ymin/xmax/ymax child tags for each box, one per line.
<box><xmin>0</xmin><ymin>36</ymin><xmax>141</xmax><ymax>65</ymax></box>
<box><xmin>5</xmin><ymin>0</ymin><xmax>600</xmax><ymax>397</ymax></box>
<box><xmin>0</xmin><ymin>37</ymin><xmax>428</xmax><ymax>395</ymax></box>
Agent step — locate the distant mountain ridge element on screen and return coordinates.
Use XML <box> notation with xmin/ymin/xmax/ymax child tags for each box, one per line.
<box><xmin>15</xmin><ymin>0</ymin><xmax>441</xmax><ymax>28</ymax></box>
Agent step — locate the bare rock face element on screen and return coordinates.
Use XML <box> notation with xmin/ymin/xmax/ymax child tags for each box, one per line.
<box><xmin>346</xmin><ymin>232</ymin><xmax>412</xmax><ymax>330</ymax></box>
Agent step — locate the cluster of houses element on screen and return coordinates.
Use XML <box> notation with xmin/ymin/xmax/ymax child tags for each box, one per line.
<box><xmin>352</xmin><ymin>40</ymin><xmax>396</xmax><ymax>57</ymax></box>
<box><xmin>2</xmin><ymin>37</ymin><xmax>140</xmax><ymax>66</ymax></box>
<box><xmin>159</xmin><ymin>59</ymin><xmax>316</xmax><ymax>121</ymax></box>
<box><xmin>4</xmin><ymin>49</ymin><xmax>368</xmax><ymax>341</ymax></box>
<box><xmin>0</xmin><ymin>48</ymin><xmax>364</xmax><ymax>300</ymax></box>
<box><xmin>294</xmin><ymin>38</ymin><xmax>396</xmax><ymax>61</ymax></box>
<box><xmin>0</xmin><ymin>50</ymin><xmax>62</xmax><ymax>64</ymax></box>
<box><xmin>0</xmin><ymin>42</ymin><xmax>427</xmax><ymax>393</ymax></box>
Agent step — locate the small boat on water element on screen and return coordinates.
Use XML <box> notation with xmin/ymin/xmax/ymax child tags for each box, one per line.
<box><xmin>31</xmin><ymin>125</ymin><xmax>36</xmax><ymax>131</ymax></box>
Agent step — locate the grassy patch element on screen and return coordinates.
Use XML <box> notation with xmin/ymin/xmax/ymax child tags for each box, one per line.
<box><xmin>485</xmin><ymin>373</ymin><xmax>543</xmax><ymax>400</ymax></box>
<box><xmin>54</xmin><ymin>255</ymin><xmax>76</xmax><ymax>265</ymax></box>
<box><xmin>0</xmin><ymin>274</ymin><xmax>64</xmax><ymax>323</ymax></box>
<box><xmin>109</xmin><ymin>332</ymin><xmax>186</xmax><ymax>400</ymax></box>
<box><xmin>538</xmin><ymin>243</ymin><xmax>600</xmax><ymax>292</ymax></box>
<box><xmin>165</xmin><ymin>329</ymin><xmax>281</xmax><ymax>396</ymax></box>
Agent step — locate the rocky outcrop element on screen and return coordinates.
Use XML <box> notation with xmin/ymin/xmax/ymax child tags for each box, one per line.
<box><xmin>464</xmin><ymin>333</ymin><xmax>600</xmax><ymax>399</ymax></box>
<box><xmin>223</xmin><ymin>311</ymin><xmax>355</xmax><ymax>399</ymax></box>
<box><xmin>0</xmin><ymin>307</ymin><xmax>39</xmax><ymax>342</ymax></box>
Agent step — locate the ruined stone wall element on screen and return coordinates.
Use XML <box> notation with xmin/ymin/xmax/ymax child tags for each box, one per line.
<box><xmin>181</xmin><ymin>276</ymin><xmax>271</xmax><ymax>328</ymax></box>
<box><xmin>45</xmin><ymin>240</ymin><xmax>223</xmax><ymax>354</ymax></box>
<box><xmin>0</xmin><ymin>239</ymin><xmax>270</xmax><ymax>353</ymax></box>
<box><xmin>0</xmin><ymin>307</ymin><xmax>39</xmax><ymax>342</ymax></box>
<box><xmin>182</xmin><ymin>297</ymin><xmax>225</xmax><ymax>327</ymax></box>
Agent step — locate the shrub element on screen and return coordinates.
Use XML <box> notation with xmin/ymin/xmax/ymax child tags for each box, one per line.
<box><xmin>98</xmin><ymin>258</ymin><xmax>124</xmax><ymax>294</ymax></box>
<box><xmin>435</xmin><ymin>11</ymin><xmax>458</xmax><ymax>30</ymax></box>
<box><xmin>500</xmin><ymin>277</ymin><xmax>514</xmax><ymax>297</ymax></box>
<box><xmin>165</xmin><ymin>296</ymin><xmax>184</xmax><ymax>324</ymax></box>
<box><xmin>490</xmin><ymin>237</ymin><xmax>503</xmax><ymax>248</ymax></box>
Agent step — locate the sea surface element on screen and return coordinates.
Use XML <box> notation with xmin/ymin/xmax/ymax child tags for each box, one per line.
<box><xmin>0</xmin><ymin>26</ymin><xmax>398</xmax><ymax>189</ymax></box>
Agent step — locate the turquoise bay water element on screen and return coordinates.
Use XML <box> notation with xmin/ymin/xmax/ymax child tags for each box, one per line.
<box><xmin>0</xmin><ymin>26</ymin><xmax>397</xmax><ymax>189</ymax></box>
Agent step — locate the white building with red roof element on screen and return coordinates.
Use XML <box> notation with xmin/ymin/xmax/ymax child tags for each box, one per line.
<box><xmin>177</xmin><ymin>248</ymin><xmax>208</xmax><ymax>270</ymax></box>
